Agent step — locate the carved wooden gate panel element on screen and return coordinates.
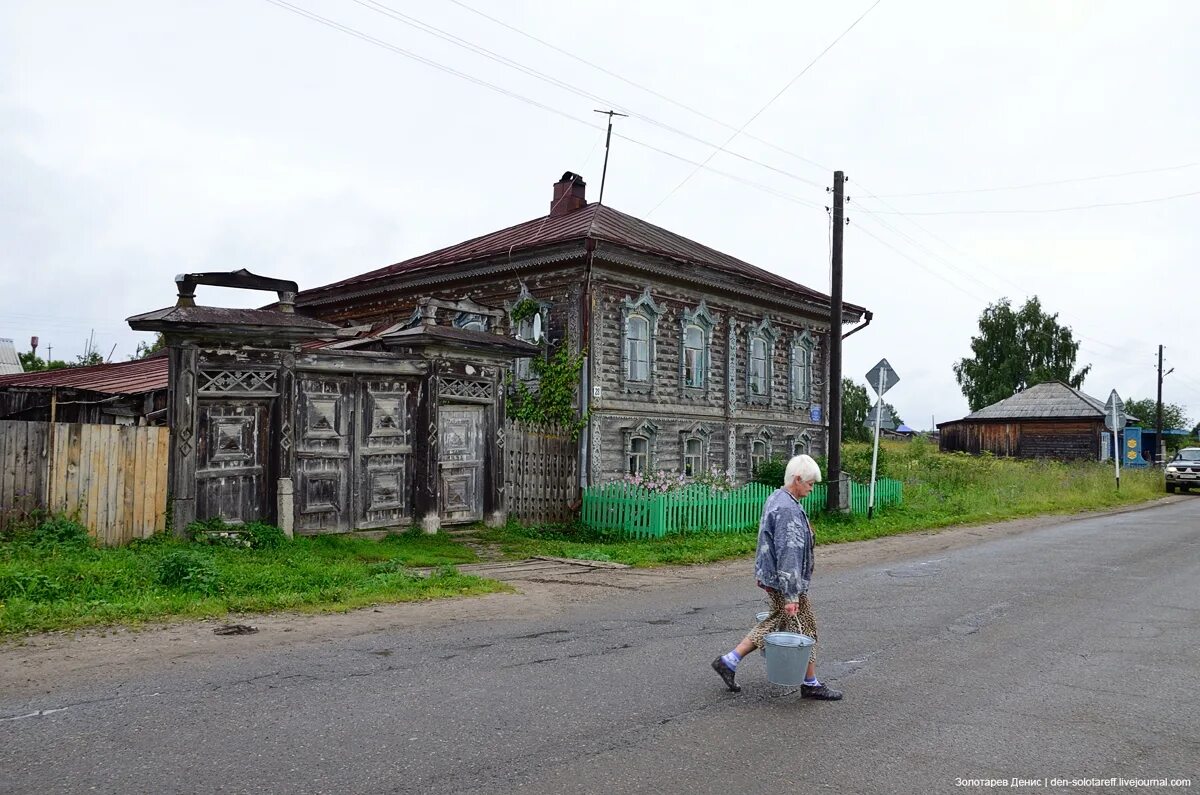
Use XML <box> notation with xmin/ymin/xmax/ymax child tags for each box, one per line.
<box><xmin>295</xmin><ymin>376</ymin><xmax>353</xmax><ymax>533</ymax></box>
<box><xmin>195</xmin><ymin>401</ymin><xmax>270</xmax><ymax>524</ymax></box>
<box><xmin>356</xmin><ymin>379</ymin><xmax>413</xmax><ymax>529</ymax></box>
<box><xmin>438</xmin><ymin>404</ymin><xmax>485</xmax><ymax>523</ymax></box>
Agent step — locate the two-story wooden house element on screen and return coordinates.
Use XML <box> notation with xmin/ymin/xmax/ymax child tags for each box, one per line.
<box><xmin>293</xmin><ymin>172</ymin><xmax>869</xmax><ymax>487</ymax></box>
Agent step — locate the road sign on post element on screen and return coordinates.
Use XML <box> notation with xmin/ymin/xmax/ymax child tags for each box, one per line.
<box><xmin>1104</xmin><ymin>390</ymin><xmax>1125</xmax><ymax>490</ymax></box>
<box><xmin>865</xmin><ymin>359</ymin><xmax>900</xmax><ymax>519</ymax></box>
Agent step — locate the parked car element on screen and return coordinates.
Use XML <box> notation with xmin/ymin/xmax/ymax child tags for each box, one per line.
<box><xmin>1165</xmin><ymin>447</ymin><xmax>1200</xmax><ymax>492</ymax></box>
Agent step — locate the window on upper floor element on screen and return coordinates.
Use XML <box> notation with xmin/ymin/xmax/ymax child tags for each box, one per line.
<box><xmin>749</xmin><ymin>337</ymin><xmax>768</xmax><ymax>396</ymax></box>
<box><xmin>790</xmin><ymin>331</ymin><xmax>814</xmax><ymax>406</ymax></box>
<box><xmin>682</xmin><ymin>325</ymin><xmax>704</xmax><ymax>389</ymax></box>
<box><xmin>626</xmin><ymin>315</ymin><xmax>650</xmax><ymax>382</ymax></box>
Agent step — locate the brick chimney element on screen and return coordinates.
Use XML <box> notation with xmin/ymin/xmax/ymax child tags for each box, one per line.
<box><xmin>549</xmin><ymin>171</ymin><xmax>587</xmax><ymax>217</ymax></box>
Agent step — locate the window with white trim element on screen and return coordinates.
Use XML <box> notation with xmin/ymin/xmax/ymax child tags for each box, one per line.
<box><xmin>683</xmin><ymin>437</ymin><xmax>704</xmax><ymax>476</ymax></box>
<box><xmin>789</xmin><ymin>330</ymin><xmax>814</xmax><ymax>406</ymax></box>
<box><xmin>682</xmin><ymin>325</ymin><xmax>704</xmax><ymax>389</ymax></box>
<box><xmin>749</xmin><ymin>337</ymin><xmax>767</xmax><ymax>396</ymax></box>
<box><xmin>750</xmin><ymin>440</ymin><xmax>768</xmax><ymax>473</ymax></box>
<box><xmin>626</xmin><ymin>315</ymin><xmax>650</xmax><ymax>382</ymax></box>
<box><xmin>629</xmin><ymin>436</ymin><xmax>649</xmax><ymax>475</ymax></box>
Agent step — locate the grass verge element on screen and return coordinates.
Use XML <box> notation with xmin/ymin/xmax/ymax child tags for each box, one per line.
<box><xmin>478</xmin><ymin>439</ymin><xmax>1170</xmax><ymax>567</ymax></box>
<box><xmin>0</xmin><ymin>522</ymin><xmax>508</xmax><ymax>636</ymax></box>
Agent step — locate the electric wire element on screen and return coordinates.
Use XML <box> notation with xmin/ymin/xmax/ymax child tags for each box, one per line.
<box><xmin>261</xmin><ymin>0</ymin><xmax>825</xmax><ymax>209</ymax></box>
<box><xmin>350</xmin><ymin>0</ymin><xmax>827</xmax><ymax>190</ymax></box>
<box><xmin>645</xmin><ymin>0</ymin><xmax>883</xmax><ymax>216</ymax></box>
<box><xmin>865</xmin><ymin>162</ymin><xmax>1199</xmax><ymax>198</ymax></box>
<box><xmin>855</xmin><ymin>189</ymin><xmax>1200</xmax><ymax>216</ymax></box>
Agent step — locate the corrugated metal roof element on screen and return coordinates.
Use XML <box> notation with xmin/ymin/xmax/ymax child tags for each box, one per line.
<box><xmin>297</xmin><ymin>203</ymin><xmax>866</xmax><ymax>314</ymax></box>
<box><xmin>0</xmin><ymin>356</ymin><xmax>167</xmax><ymax>395</ymax></box>
<box><xmin>962</xmin><ymin>382</ymin><xmax>1106</xmax><ymax>421</ymax></box>
<box><xmin>0</xmin><ymin>338</ymin><xmax>22</xmax><ymax>376</ymax></box>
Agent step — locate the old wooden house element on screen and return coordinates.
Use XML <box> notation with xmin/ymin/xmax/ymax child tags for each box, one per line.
<box><xmin>129</xmin><ymin>271</ymin><xmax>536</xmax><ymax>535</ymax></box>
<box><xmin>293</xmin><ymin>171</ymin><xmax>870</xmax><ymax>486</ymax></box>
<box><xmin>937</xmin><ymin>381</ymin><xmax>1111</xmax><ymax>460</ymax></box>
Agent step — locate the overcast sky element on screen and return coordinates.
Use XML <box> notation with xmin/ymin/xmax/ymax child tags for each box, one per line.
<box><xmin>3</xmin><ymin>1</ymin><xmax>1197</xmax><ymax>429</ymax></box>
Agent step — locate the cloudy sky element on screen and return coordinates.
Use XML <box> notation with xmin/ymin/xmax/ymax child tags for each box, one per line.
<box><xmin>3</xmin><ymin>0</ymin><xmax>1197</xmax><ymax>429</ymax></box>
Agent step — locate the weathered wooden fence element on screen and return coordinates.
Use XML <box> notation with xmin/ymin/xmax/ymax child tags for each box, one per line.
<box><xmin>0</xmin><ymin>421</ymin><xmax>169</xmax><ymax>545</ymax></box>
<box><xmin>582</xmin><ymin>478</ymin><xmax>905</xmax><ymax>538</ymax></box>
<box><xmin>504</xmin><ymin>419</ymin><xmax>578</xmax><ymax>524</ymax></box>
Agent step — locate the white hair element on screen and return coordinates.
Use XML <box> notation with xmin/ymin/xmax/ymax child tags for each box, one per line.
<box><xmin>784</xmin><ymin>454</ymin><xmax>822</xmax><ymax>486</ymax></box>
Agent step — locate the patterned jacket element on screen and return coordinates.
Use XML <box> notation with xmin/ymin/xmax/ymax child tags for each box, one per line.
<box><xmin>754</xmin><ymin>488</ymin><xmax>815</xmax><ymax>601</ymax></box>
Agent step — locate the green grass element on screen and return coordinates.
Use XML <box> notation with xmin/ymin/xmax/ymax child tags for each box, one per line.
<box><xmin>0</xmin><ymin>523</ymin><xmax>507</xmax><ymax>636</ymax></box>
<box><xmin>479</xmin><ymin>439</ymin><xmax>1168</xmax><ymax>567</ymax></box>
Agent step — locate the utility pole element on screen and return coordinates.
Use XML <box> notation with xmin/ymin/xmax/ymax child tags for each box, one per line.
<box><xmin>1155</xmin><ymin>344</ymin><xmax>1174</xmax><ymax>464</ymax></box>
<box><xmin>826</xmin><ymin>171</ymin><xmax>846</xmax><ymax>513</ymax></box>
<box><xmin>592</xmin><ymin>109</ymin><xmax>628</xmax><ymax>206</ymax></box>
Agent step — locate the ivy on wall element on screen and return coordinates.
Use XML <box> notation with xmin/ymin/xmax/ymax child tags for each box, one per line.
<box><xmin>506</xmin><ymin>344</ymin><xmax>588</xmax><ymax>438</ymax></box>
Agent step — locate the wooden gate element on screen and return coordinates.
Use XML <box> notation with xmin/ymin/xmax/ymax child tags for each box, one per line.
<box><xmin>195</xmin><ymin>401</ymin><xmax>270</xmax><ymax>525</ymax></box>
<box><xmin>438</xmin><ymin>405</ymin><xmax>485</xmax><ymax>523</ymax></box>
<box><xmin>504</xmin><ymin>420</ymin><xmax>579</xmax><ymax>525</ymax></box>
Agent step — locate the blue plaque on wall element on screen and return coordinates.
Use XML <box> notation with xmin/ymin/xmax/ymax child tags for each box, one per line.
<box><xmin>810</xmin><ymin>405</ymin><xmax>822</xmax><ymax>423</ymax></box>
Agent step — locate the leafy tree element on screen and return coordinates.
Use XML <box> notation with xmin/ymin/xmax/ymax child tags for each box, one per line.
<box><xmin>1123</xmin><ymin>398</ymin><xmax>1189</xmax><ymax>431</ymax></box>
<box><xmin>953</xmin><ymin>296</ymin><xmax>1091</xmax><ymax>411</ymax></box>
<box><xmin>17</xmin><ymin>352</ymin><xmax>69</xmax><ymax>372</ymax></box>
<box><xmin>841</xmin><ymin>378</ymin><xmax>871</xmax><ymax>443</ymax></box>
<box><xmin>74</xmin><ymin>351</ymin><xmax>104</xmax><ymax>367</ymax></box>
<box><xmin>131</xmin><ymin>334</ymin><xmax>166</xmax><ymax>360</ymax></box>
<box><xmin>839</xmin><ymin>378</ymin><xmax>903</xmax><ymax>442</ymax></box>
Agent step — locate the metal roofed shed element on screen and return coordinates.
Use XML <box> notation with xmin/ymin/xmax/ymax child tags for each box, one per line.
<box><xmin>0</xmin><ymin>338</ymin><xmax>22</xmax><ymax>376</ymax></box>
<box><xmin>0</xmin><ymin>356</ymin><xmax>169</xmax><ymax>425</ymax></box>
<box><xmin>937</xmin><ymin>382</ymin><xmax>1117</xmax><ymax>460</ymax></box>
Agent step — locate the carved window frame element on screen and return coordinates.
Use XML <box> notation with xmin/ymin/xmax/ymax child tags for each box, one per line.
<box><xmin>454</xmin><ymin>312</ymin><xmax>488</xmax><ymax>332</ymax></box>
<box><xmin>745</xmin><ymin>318</ymin><xmax>778</xmax><ymax>406</ymax></box>
<box><xmin>507</xmin><ymin>284</ymin><xmax>551</xmax><ymax>382</ymax></box>
<box><xmin>745</xmin><ymin>426</ymin><xmax>774</xmax><ymax>476</ymax></box>
<box><xmin>679</xmin><ymin>422</ymin><xmax>711</xmax><ymax>477</ymax></box>
<box><xmin>679</xmin><ymin>299</ymin><xmax>717</xmax><ymax>397</ymax></box>
<box><xmin>622</xmin><ymin>419</ymin><xmax>659</xmax><ymax>474</ymax></box>
<box><xmin>787</xmin><ymin>431</ymin><xmax>812</xmax><ymax>458</ymax></box>
<box><xmin>620</xmin><ymin>288</ymin><xmax>661</xmax><ymax>394</ymax></box>
<box><xmin>789</xmin><ymin>329</ymin><xmax>815</xmax><ymax>409</ymax></box>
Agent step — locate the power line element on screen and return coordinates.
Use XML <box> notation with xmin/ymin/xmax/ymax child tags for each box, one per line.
<box><xmin>645</xmin><ymin>0</ymin><xmax>883</xmax><ymax>216</ymax></box>
<box><xmin>856</xmin><ymin>188</ymin><xmax>1200</xmax><ymax>216</ymax></box>
<box><xmin>350</xmin><ymin>0</ymin><xmax>826</xmax><ymax>190</ymax></box>
<box><xmin>444</xmin><ymin>0</ymin><xmax>834</xmax><ymax>176</ymax></box>
<box><xmin>260</xmin><ymin>0</ymin><xmax>825</xmax><ymax>209</ymax></box>
<box><xmin>866</xmin><ymin>162</ymin><xmax>1198</xmax><ymax>198</ymax></box>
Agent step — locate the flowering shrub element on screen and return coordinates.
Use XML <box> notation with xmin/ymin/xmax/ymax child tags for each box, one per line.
<box><xmin>692</xmin><ymin>467</ymin><xmax>735</xmax><ymax>492</ymax></box>
<box><xmin>619</xmin><ymin>467</ymin><xmax>735</xmax><ymax>493</ymax></box>
<box><xmin>621</xmin><ymin>470</ymin><xmax>688</xmax><ymax>493</ymax></box>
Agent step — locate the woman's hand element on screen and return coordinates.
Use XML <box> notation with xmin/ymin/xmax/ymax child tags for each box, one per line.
<box><xmin>783</xmin><ymin>601</ymin><xmax>799</xmax><ymax>616</ymax></box>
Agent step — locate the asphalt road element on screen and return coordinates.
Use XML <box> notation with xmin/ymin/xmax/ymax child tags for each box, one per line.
<box><xmin>2</xmin><ymin>500</ymin><xmax>1198</xmax><ymax>795</ymax></box>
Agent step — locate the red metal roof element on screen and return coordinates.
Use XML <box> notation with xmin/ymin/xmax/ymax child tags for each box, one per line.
<box><xmin>0</xmin><ymin>356</ymin><xmax>168</xmax><ymax>395</ymax></box>
<box><xmin>297</xmin><ymin>203</ymin><xmax>866</xmax><ymax>315</ymax></box>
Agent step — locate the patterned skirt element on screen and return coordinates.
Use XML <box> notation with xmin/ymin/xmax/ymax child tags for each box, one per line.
<box><xmin>745</xmin><ymin>589</ymin><xmax>818</xmax><ymax>664</ymax></box>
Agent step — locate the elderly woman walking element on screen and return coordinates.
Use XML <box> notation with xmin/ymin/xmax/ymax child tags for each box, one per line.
<box><xmin>711</xmin><ymin>454</ymin><xmax>843</xmax><ymax>700</ymax></box>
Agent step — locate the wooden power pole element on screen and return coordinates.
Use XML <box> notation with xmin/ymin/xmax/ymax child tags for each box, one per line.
<box><xmin>827</xmin><ymin>171</ymin><xmax>846</xmax><ymax>513</ymax></box>
<box><xmin>1156</xmin><ymin>344</ymin><xmax>1164</xmax><ymax>463</ymax></box>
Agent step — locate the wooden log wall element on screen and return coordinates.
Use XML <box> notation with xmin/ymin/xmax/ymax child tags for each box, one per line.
<box><xmin>504</xmin><ymin>419</ymin><xmax>578</xmax><ymax>524</ymax></box>
<box><xmin>0</xmin><ymin>421</ymin><xmax>169</xmax><ymax>544</ymax></box>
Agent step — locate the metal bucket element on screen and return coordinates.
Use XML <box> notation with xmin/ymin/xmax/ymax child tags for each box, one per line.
<box><xmin>764</xmin><ymin>631</ymin><xmax>815</xmax><ymax>686</ymax></box>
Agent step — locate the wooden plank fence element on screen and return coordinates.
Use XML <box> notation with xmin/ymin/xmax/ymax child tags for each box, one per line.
<box><xmin>582</xmin><ymin>478</ymin><xmax>905</xmax><ymax>539</ymax></box>
<box><xmin>0</xmin><ymin>421</ymin><xmax>169</xmax><ymax>545</ymax></box>
<box><xmin>504</xmin><ymin>419</ymin><xmax>578</xmax><ymax>525</ymax></box>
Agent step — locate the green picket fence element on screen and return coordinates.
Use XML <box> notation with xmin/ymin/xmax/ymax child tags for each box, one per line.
<box><xmin>581</xmin><ymin>478</ymin><xmax>903</xmax><ymax>539</ymax></box>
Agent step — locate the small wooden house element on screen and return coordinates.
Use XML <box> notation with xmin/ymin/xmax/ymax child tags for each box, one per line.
<box><xmin>0</xmin><ymin>356</ymin><xmax>169</xmax><ymax>425</ymax></box>
<box><xmin>937</xmin><ymin>382</ymin><xmax>1110</xmax><ymax>460</ymax></box>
